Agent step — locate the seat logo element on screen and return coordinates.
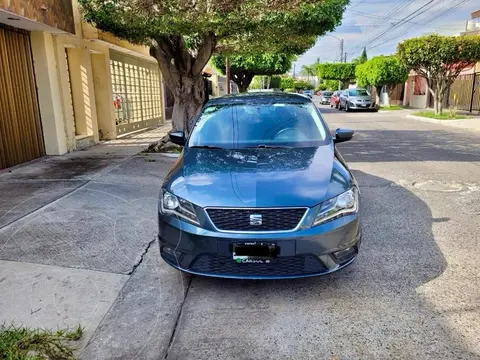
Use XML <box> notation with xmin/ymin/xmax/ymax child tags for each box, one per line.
<box><xmin>249</xmin><ymin>214</ymin><xmax>262</xmax><ymax>225</ymax></box>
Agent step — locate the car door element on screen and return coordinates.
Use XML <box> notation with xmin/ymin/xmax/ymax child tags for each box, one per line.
<box><xmin>339</xmin><ymin>91</ymin><xmax>346</xmax><ymax>107</ymax></box>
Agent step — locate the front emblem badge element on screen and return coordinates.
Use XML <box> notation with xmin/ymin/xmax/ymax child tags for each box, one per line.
<box><xmin>250</xmin><ymin>214</ymin><xmax>262</xmax><ymax>226</ymax></box>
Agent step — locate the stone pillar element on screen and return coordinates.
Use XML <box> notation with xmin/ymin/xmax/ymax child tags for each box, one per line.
<box><xmin>30</xmin><ymin>31</ymin><xmax>68</xmax><ymax>155</ymax></box>
<box><xmin>91</xmin><ymin>52</ymin><xmax>116</xmax><ymax>140</ymax></box>
<box><xmin>66</xmin><ymin>47</ymin><xmax>99</xmax><ymax>141</ymax></box>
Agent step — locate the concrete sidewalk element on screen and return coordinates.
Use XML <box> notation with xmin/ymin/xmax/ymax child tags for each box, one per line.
<box><xmin>0</xmin><ymin>124</ymin><xmax>187</xmax><ymax>358</ymax></box>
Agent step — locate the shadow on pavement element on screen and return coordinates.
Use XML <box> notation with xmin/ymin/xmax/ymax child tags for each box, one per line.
<box><xmin>337</xmin><ymin>130</ymin><xmax>480</xmax><ymax>163</ymax></box>
<box><xmin>165</xmin><ymin>171</ymin><xmax>480</xmax><ymax>359</ymax></box>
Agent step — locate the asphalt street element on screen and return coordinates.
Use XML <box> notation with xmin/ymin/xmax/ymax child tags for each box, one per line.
<box><xmin>164</xmin><ymin>105</ymin><xmax>480</xmax><ymax>359</ymax></box>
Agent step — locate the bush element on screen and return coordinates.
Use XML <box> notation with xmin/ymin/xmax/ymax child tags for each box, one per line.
<box><xmin>284</xmin><ymin>88</ymin><xmax>296</xmax><ymax>92</ymax></box>
<box><xmin>280</xmin><ymin>77</ymin><xmax>295</xmax><ymax>90</ymax></box>
<box><xmin>293</xmin><ymin>79</ymin><xmax>314</xmax><ymax>90</ymax></box>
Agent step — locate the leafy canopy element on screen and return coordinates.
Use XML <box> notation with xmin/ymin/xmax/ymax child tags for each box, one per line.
<box><xmin>397</xmin><ymin>34</ymin><xmax>480</xmax><ymax>87</ymax></box>
<box><xmin>293</xmin><ymin>79</ymin><xmax>314</xmax><ymax>90</ymax></box>
<box><xmin>353</xmin><ymin>47</ymin><xmax>368</xmax><ymax>64</ymax></box>
<box><xmin>212</xmin><ymin>54</ymin><xmax>293</xmax><ymax>77</ymax></box>
<box><xmin>356</xmin><ymin>55</ymin><xmax>408</xmax><ymax>88</ymax></box>
<box><xmin>397</xmin><ymin>34</ymin><xmax>480</xmax><ymax>114</ymax></box>
<box><xmin>280</xmin><ymin>77</ymin><xmax>295</xmax><ymax>90</ymax></box>
<box><xmin>317</xmin><ymin>63</ymin><xmax>356</xmax><ymax>82</ymax></box>
<box><xmin>79</xmin><ymin>0</ymin><xmax>349</xmax><ymax>54</ymax></box>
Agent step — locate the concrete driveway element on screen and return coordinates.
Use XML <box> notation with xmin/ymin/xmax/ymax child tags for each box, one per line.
<box><xmin>1</xmin><ymin>110</ymin><xmax>479</xmax><ymax>359</ymax></box>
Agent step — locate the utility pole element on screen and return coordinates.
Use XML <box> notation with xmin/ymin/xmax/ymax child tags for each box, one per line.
<box><xmin>225</xmin><ymin>56</ymin><xmax>230</xmax><ymax>94</ymax></box>
<box><xmin>339</xmin><ymin>39</ymin><xmax>344</xmax><ymax>63</ymax></box>
<box><xmin>293</xmin><ymin>63</ymin><xmax>296</xmax><ymax>79</ymax></box>
<box><xmin>344</xmin><ymin>52</ymin><xmax>347</xmax><ymax>63</ymax></box>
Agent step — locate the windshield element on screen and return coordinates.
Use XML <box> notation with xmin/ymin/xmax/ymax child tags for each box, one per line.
<box><xmin>349</xmin><ymin>89</ymin><xmax>370</xmax><ymax>96</ymax></box>
<box><xmin>188</xmin><ymin>102</ymin><xmax>329</xmax><ymax>148</ymax></box>
<box><xmin>322</xmin><ymin>92</ymin><xmax>333</xmax><ymax>96</ymax></box>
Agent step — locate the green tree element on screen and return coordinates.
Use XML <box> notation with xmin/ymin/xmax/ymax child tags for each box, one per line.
<box><xmin>397</xmin><ymin>34</ymin><xmax>480</xmax><ymax>114</ymax></box>
<box><xmin>356</xmin><ymin>55</ymin><xmax>408</xmax><ymax>106</ymax></box>
<box><xmin>353</xmin><ymin>47</ymin><xmax>368</xmax><ymax>64</ymax></box>
<box><xmin>280</xmin><ymin>77</ymin><xmax>295</xmax><ymax>90</ymax></box>
<box><xmin>323</xmin><ymin>79</ymin><xmax>340</xmax><ymax>90</ymax></box>
<box><xmin>317</xmin><ymin>63</ymin><xmax>356</xmax><ymax>89</ymax></box>
<box><xmin>211</xmin><ymin>54</ymin><xmax>292</xmax><ymax>92</ymax></box>
<box><xmin>300</xmin><ymin>64</ymin><xmax>317</xmax><ymax>78</ymax></box>
<box><xmin>79</xmin><ymin>0</ymin><xmax>349</xmax><ymax>134</ymax></box>
<box><xmin>293</xmin><ymin>79</ymin><xmax>314</xmax><ymax>90</ymax></box>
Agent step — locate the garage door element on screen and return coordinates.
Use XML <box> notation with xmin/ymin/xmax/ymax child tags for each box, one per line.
<box><xmin>0</xmin><ymin>25</ymin><xmax>45</xmax><ymax>169</ymax></box>
<box><xmin>110</xmin><ymin>51</ymin><xmax>163</xmax><ymax>135</ymax></box>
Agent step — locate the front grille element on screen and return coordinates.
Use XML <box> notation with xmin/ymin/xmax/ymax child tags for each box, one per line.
<box><xmin>206</xmin><ymin>208</ymin><xmax>307</xmax><ymax>232</ymax></box>
<box><xmin>189</xmin><ymin>254</ymin><xmax>327</xmax><ymax>277</ymax></box>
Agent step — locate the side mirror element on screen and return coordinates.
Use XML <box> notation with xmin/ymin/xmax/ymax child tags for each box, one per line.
<box><xmin>333</xmin><ymin>128</ymin><xmax>354</xmax><ymax>144</ymax></box>
<box><xmin>169</xmin><ymin>131</ymin><xmax>185</xmax><ymax>146</ymax></box>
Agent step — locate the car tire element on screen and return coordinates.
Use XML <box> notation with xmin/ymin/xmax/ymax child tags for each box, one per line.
<box><xmin>345</xmin><ymin>103</ymin><xmax>350</xmax><ymax>112</ymax></box>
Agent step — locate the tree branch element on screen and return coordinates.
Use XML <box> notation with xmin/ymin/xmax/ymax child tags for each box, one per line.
<box><xmin>192</xmin><ymin>32</ymin><xmax>217</xmax><ymax>75</ymax></box>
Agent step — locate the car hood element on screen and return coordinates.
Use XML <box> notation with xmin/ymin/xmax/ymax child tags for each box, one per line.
<box><xmin>164</xmin><ymin>146</ymin><xmax>353</xmax><ymax>208</ymax></box>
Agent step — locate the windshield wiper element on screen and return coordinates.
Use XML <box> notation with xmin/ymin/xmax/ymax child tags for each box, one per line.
<box><xmin>246</xmin><ymin>144</ymin><xmax>292</xmax><ymax>149</ymax></box>
<box><xmin>189</xmin><ymin>145</ymin><xmax>224</xmax><ymax>149</ymax></box>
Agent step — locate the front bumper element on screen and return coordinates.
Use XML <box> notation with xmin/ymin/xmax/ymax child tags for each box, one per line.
<box><xmin>348</xmin><ymin>101</ymin><xmax>376</xmax><ymax>110</ymax></box>
<box><xmin>158</xmin><ymin>212</ymin><xmax>361</xmax><ymax>279</ymax></box>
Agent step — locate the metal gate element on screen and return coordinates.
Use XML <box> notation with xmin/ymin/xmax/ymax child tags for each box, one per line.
<box><xmin>446</xmin><ymin>72</ymin><xmax>480</xmax><ymax>112</ymax></box>
<box><xmin>470</xmin><ymin>72</ymin><xmax>480</xmax><ymax>112</ymax></box>
<box><xmin>110</xmin><ymin>51</ymin><xmax>163</xmax><ymax>135</ymax></box>
<box><xmin>0</xmin><ymin>25</ymin><xmax>45</xmax><ymax>169</ymax></box>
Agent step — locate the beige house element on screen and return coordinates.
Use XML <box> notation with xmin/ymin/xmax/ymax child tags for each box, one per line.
<box><xmin>0</xmin><ymin>0</ymin><xmax>165</xmax><ymax>170</ymax></box>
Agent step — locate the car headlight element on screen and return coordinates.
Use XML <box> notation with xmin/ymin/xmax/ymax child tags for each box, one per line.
<box><xmin>313</xmin><ymin>188</ymin><xmax>358</xmax><ymax>226</ymax></box>
<box><xmin>160</xmin><ymin>190</ymin><xmax>200</xmax><ymax>225</ymax></box>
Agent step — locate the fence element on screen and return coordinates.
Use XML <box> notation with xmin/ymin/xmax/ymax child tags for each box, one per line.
<box><xmin>444</xmin><ymin>73</ymin><xmax>480</xmax><ymax>112</ymax></box>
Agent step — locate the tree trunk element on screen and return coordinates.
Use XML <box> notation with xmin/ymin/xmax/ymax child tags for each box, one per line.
<box><xmin>385</xmin><ymin>84</ymin><xmax>393</xmax><ymax>107</ymax></box>
<box><xmin>434</xmin><ymin>82</ymin><xmax>443</xmax><ymax>115</ymax></box>
<box><xmin>374</xmin><ymin>86</ymin><xmax>380</xmax><ymax>105</ymax></box>
<box><xmin>171</xmin><ymin>76</ymin><xmax>205</xmax><ymax>132</ymax></box>
<box><xmin>150</xmin><ymin>33</ymin><xmax>216</xmax><ymax>135</ymax></box>
<box><xmin>232</xmin><ymin>72</ymin><xmax>254</xmax><ymax>93</ymax></box>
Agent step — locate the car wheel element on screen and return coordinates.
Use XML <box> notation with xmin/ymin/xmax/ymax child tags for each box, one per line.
<box><xmin>345</xmin><ymin>103</ymin><xmax>350</xmax><ymax>112</ymax></box>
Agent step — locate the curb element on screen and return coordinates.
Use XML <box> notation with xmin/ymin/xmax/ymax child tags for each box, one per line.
<box><xmin>406</xmin><ymin>114</ymin><xmax>471</xmax><ymax>123</ymax></box>
<box><xmin>406</xmin><ymin>114</ymin><xmax>480</xmax><ymax>132</ymax></box>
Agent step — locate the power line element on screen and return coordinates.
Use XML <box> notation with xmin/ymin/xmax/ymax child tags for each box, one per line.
<box><xmin>367</xmin><ymin>0</ymin><xmax>471</xmax><ymax>51</ymax></box>
<box><xmin>346</xmin><ymin>0</ymin><xmax>439</xmax><ymax>55</ymax></box>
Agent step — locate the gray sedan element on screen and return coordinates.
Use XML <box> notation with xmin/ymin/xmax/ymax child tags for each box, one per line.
<box><xmin>339</xmin><ymin>88</ymin><xmax>377</xmax><ymax>112</ymax></box>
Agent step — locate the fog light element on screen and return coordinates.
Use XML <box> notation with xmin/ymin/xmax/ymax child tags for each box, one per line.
<box><xmin>333</xmin><ymin>247</ymin><xmax>355</xmax><ymax>259</ymax></box>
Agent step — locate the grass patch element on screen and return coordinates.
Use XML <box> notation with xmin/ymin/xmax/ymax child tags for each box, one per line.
<box><xmin>412</xmin><ymin>110</ymin><xmax>471</xmax><ymax>120</ymax></box>
<box><xmin>0</xmin><ymin>324</ymin><xmax>83</xmax><ymax>360</ymax></box>
<box><xmin>380</xmin><ymin>105</ymin><xmax>403</xmax><ymax>110</ymax></box>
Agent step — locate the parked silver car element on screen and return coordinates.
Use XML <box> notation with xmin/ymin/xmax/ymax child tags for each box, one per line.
<box><xmin>320</xmin><ymin>91</ymin><xmax>333</xmax><ymax>105</ymax></box>
<box><xmin>338</xmin><ymin>88</ymin><xmax>377</xmax><ymax>112</ymax></box>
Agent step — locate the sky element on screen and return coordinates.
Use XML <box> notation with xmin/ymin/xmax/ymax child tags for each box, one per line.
<box><xmin>295</xmin><ymin>0</ymin><xmax>478</xmax><ymax>70</ymax></box>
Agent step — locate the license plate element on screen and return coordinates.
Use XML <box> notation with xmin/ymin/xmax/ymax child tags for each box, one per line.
<box><xmin>232</xmin><ymin>242</ymin><xmax>277</xmax><ymax>264</ymax></box>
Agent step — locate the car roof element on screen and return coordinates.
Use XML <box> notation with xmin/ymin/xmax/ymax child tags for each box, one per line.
<box><xmin>205</xmin><ymin>92</ymin><xmax>311</xmax><ymax>106</ymax></box>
